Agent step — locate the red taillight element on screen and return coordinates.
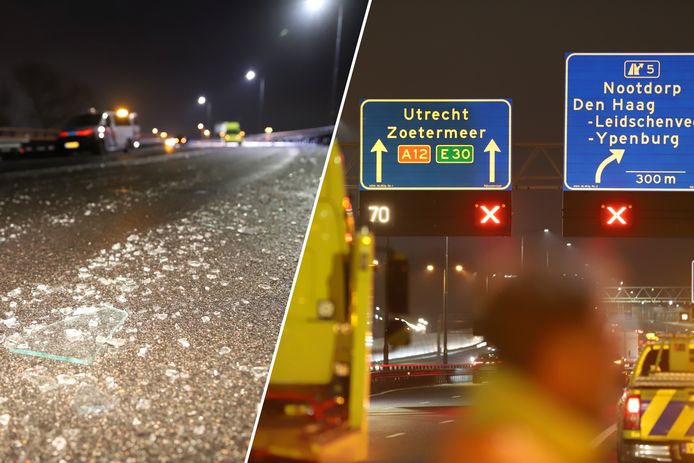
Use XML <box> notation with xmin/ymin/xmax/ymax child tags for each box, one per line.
<box><xmin>624</xmin><ymin>394</ymin><xmax>641</xmax><ymax>430</ymax></box>
<box><xmin>75</xmin><ymin>128</ymin><xmax>93</xmax><ymax>137</ymax></box>
<box><xmin>59</xmin><ymin>131</ymin><xmax>69</xmax><ymax>137</ymax></box>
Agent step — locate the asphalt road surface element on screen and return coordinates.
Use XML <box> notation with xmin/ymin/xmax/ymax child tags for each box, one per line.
<box><xmin>368</xmin><ymin>382</ymin><xmax>475</xmax><ymax>463</ymax></box>
<box><xmin>0</xmin><ymin>145</ymin><xmax>325</xmax><ymax>462</ymax></box>
<box><xmin>368</xmin><ymin>381</ymin><xmax>618</xmax><ymax>463</ymax></box>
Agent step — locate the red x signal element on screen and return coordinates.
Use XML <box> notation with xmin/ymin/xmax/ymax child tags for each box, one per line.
<box><xmin>476</xmin><ymin>203</ymin><xmax>505</xmax><ymax>225</ymax></box>
<box><xmin>602</xmin><ymin>204</ymin><xmax>632</xmax><ymax>227</ymax></box>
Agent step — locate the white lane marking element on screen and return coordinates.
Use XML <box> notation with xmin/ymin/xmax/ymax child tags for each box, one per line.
<box><xmin>419</xmin><ymin>401</ymin><xmax>430</xmax><ymax>405</ymax></box>
<box><xmin>451</xmin><ymin>395</ymin><xmax>461</xmax><ymax>399</ymax></box>
<box><xmin>591</xmin><ymin>424</ymin><xmax>617</xmax><ymax>448</ymax></box>
<box><xmin>385</xmin><ymin>432</ymin><xmax>406</xmax><ymax>439</ymax></box>
<box><xmin>439</xmin><ymin>420</ymin><xmax>455</xmax><ymax>424</ymax></box>
<box><xmin>370</xmin><ymin>382</ymin><xmax>469</xmax><ymax>399</ymax></box>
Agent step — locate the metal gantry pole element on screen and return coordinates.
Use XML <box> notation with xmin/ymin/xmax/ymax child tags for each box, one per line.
<box><xmin>443</xmin><ymin>236</ymin><xmax>449</xmax><ymax>365</ymax></box>
<box><xmin>383</xmin><ymin>235</ymin><xmax>389</xmax><ymax>365</ymax></box>
<box><xmin>520</xmin><ymin>234</ymin><xmax>525</xmax><ymax>271</ymax></box>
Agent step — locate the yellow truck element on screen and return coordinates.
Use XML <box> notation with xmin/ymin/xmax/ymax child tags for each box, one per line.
<box><xmin>214</xmin><ymin>121</ymin><xmax>244</xmax><ymax>143</ymax></box>
<box><xmin>249</xmin><ymin>142</ymin><xmax>374</xmax><ymax>462</ymax></box>
<box><xmin>618</xmin><ymin>335</ymin><xmax>694</xmax><ymax>463</ymax></box>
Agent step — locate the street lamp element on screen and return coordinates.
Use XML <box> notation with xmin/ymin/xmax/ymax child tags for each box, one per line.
<box><xmin>304</xmin><ymin>0</ymin><xmax>326</xmax><ymax>12</ymax></box>
<box><xmin>455</xmin><ymin>264</ymin><xmax>464</xmax><ymax>272</ymax></box>
<box><xmin>197</xmin><ymin>123</ymin><xmax>204</xmax><ymax>130</ymax></box>
<box><xmin>245</xmin><ymin>69</ymin><xmax>265</xmax><ymax>133</ymax></box>
<box><xmin>426</xmin><ymin>264</ymin><xmax>435</xmax><ymax>272</ymax></box>
<box><xmin>521</xmin><ymin>229</ymin><xmax>552</xmax><ymax>270</ymax></box>
<box><xmin>196</xmin><ymin>95</ymin><xmax>211</xmax><ymax>129</ymax></box>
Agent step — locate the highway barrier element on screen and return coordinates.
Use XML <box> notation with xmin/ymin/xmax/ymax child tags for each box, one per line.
<box><xmin>0</xmin><ymin>127</ymin><xmax>59</xmax><ymax>159</ymax></box>
<box><xmin>370</xmin><ymin>363</ymin><xmax>475</xmax><ymax>393</ymax></box>
<box><xmin>244</xmin><ymin>125</ymin><xmax>334</xmax><ymax>145</ymax></box>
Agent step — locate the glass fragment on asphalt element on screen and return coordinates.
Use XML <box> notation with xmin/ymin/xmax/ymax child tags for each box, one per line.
<box><xmin>7</xmin><ymin>307</ymin><xmax>128</xmax><ymax>365</ymax></box>
<box><xmin>21</xmin><ymin>366</ymin><xmax>59</xmax><ymax>393</ymax></box>
<box><xmin>72</xmin><ymin>383</ymin><xmax>116</xmax><ymax>415</ymax></box>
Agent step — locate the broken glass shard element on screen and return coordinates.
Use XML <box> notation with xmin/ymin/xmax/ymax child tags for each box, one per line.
<box><xmin>7</xmin><ymin>307</ymin><xmax>128</xmax><ymax>365</ymax></box>
<box><xmin>21</xmin><ymin>366</ymin><xmax>59</xmax><ymax>393</ymax></box>
<box><xmin>72</xmin><ymin>383</ymin><xmax>116</xmax><ymax>415</ymax></box>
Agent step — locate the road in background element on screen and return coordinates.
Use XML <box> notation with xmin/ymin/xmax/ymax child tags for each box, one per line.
<box><xmin>368</xmin><ymin>383</ymin><xmax>474</xmax><ymax>463</ymax></box>
<box><xmin>0</xmin><ymin>145</ymin><xmax>325</xmax><ymax>461</ymax></box>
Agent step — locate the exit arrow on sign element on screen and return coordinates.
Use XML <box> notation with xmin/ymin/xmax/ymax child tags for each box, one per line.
<box><xmin>595</xmin><ymin>149</ymin><xmax>625</xmax><ymax>184</ymax></box>
<box><xmin>484</xmin><ymin>139</ymin><xmax>501</xmax><ymax>183</ymax></box>
<box><xmin>371</xmin><ymin>139</ymin><xmax>388</xmax><ymax>183</ymax></box>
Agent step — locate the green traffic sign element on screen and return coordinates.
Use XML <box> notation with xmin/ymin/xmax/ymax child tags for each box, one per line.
<box><xmin>435</xmin><ymin>145</ymin><xmax>474</xmax><ymax>164</ymax></box>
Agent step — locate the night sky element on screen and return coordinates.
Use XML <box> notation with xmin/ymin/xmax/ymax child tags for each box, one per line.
<box><xmin>336</xmin><ymin>0</ymin><xmax>694</xmax><ymax>320</ymax></box>
<box><xmin>0</xmin><ymin>0</ymin><xmax>368</xmax><ymax>134</ymax></box>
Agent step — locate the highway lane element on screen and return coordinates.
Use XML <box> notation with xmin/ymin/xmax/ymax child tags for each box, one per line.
<box><xmin>0</xmin><ymin>145</ymin><xmax>325</xmax><ymax>462</ymax></box>
<box><xmin>368</xmin><ymin>381</ymin><xmax>618</xmax><ymax>463</ymax></box>
<box><xmin>368</xmin><ymin>383</ymin><xmax>475</xmax><ymax>463</ymax></box>
<box><xmin>0</xmin><ymin>143</ymin><xmax>204</xmax><ymax>177</ymax></box>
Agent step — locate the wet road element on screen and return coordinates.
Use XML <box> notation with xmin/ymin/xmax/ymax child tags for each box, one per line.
<box><xmin>0</xmin><ymin>145</ymin><xmax>325</xmax><ymax>462</ymax></box>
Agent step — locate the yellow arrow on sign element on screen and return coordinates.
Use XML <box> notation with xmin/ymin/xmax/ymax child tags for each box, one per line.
<box><xmin>371</xmin><ymin>139</ymin><xmax>388</xmax><ymax>183</ymax></box>
<box><xmin>484</xmin><ymin>139</ymin><xmax>501</xmax><ymax>183</ymax></box>
<box><xmin>595</xmin><ymin>149</ymin><xmax>625</xmax><ymax>184</ymax></box>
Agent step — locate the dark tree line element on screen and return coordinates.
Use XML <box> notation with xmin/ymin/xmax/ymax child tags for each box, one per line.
<box><xmin>0</xmin><ymin>83</ymin><xmax>10</xmax><ymax>126</ymax></box>
<box><xmin>3</xmin><ymin>61</ymin><xmax>97</xmax><ymax>128</ymax></box>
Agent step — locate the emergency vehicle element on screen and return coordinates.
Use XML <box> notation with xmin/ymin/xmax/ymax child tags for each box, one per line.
<box><xmin>58</xmin><ymin>108</ymin><xmax>140</xmax><ymax>155</ymax></box>
<box><xmin>249</xmin><ymin>142</ymin><xmax>374</xmax><ymax>461</ymax></box>
<box><xmin>618</xmin><ymin>335</ymin><xmax>694</xmax><ymax>462</ymax></box>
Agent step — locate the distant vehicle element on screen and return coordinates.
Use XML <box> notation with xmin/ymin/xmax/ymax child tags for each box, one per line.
<box><xmin>214</xmin><ymin>121</ymin><xmax>244</xmax><ymax>143</ymax></box>
<box><xmin>472</xmin><ymin>351</ymin><xmax>500</xmax><ymax>383</ymax></box>
<box><xmin>58</xmin><ymin>108</ymin><xmax>140</xmax><ymax>155</ymax></box>
<box><xmin>617</xmin><ymin>335</ymin><xmax>694</xmax><ymax>463</ymax></box>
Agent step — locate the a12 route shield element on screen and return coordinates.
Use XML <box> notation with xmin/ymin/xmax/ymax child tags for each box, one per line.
<box><xmin>565</xmin><ymin>53</ymin><xmax>694</xmax><ymax>191</ymax></box>
<box><xmin>360</xmin><ymin>99</ymin><xmax>512</xmax><ymax>190</ymax></box>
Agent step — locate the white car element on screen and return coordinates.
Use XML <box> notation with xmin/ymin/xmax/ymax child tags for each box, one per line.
<box><xmin>58</xmin><ymin>108</ymin><xmax>140</xmax><ymax>155</ymax></box>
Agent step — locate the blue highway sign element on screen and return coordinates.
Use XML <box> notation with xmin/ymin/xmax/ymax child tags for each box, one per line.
<box><xmin>565</xmin><ymin>53</ymin><xmax>694</xmax><ymax>191</ymax></box>
<box><xmin>360</xmin><ymin>99</ymin><xmax>511</xmax><ymax>190</ymax></box>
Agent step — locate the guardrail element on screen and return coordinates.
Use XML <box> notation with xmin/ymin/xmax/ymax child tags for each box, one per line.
<box><xmin>370</xmin><ymin>363</ymin><xmax>475</xmax><ymax>392</ymax></box>
<box><xmin>244</xmin><ymin>125</ymin><xmax>334</xmax><ymax>145</ymax></box>
<box><xmin>370</xmin><ymin>363</ymin><xmax>474</xmax><ymax>378</ymax></box>
<box><xmin>0</xmin><ymin>127</ymin><xmax>59</xmax><ymax>142</ymax></box>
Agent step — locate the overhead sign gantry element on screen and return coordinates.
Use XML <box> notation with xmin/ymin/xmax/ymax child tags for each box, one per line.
<box><xmin>563</xmin><ymin>53</ymin><xmax>694</xmax><ymax>237</ymax></box>
<box><xmin>359</xmin><ymin>99</ymin><xmax>512</xmax><ymax>236</ymax></box>
<box><xmin>565</xmin><ymin>53</ymin><xmax>694</xmax><ymax>191</ymax></box>
<box><xmin>360</xmin><ymin>99</ymin><xmax>511</xmax><ymax>190</ymax></box>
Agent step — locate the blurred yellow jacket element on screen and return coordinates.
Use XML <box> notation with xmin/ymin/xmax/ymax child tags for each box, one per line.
<box><xmin>440</xmin><ymin>369</ymin><xmax>605</xmax><ymax>463</ymax></box>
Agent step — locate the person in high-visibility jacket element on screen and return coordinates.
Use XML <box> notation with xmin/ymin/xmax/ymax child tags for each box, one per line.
<box><xmin>441</xmin><ymin>274</ymin><xmax>620</xmax><ymax>463</ymax></box>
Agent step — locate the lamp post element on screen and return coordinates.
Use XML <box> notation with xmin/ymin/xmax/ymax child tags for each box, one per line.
<box><xmin>245</xmin><ymin>70</ymin><xmax>265</xmax><ymax>133</ymax></box>
<box><xmin>304</xmin><ymin>0</ymin><xmax>345</xmax><ymax>120</ymax></box>
<box><xmin>520</xmin><ymin>228</ymin><xmax>552</xmax><ymax>271</ymax></box>
<box><xmin>197</xmin><ymin>95</ymin><xmax>211</xmax><ymax>128</ymax></box>
<box><xmin>426</xmin><ymin>236</ymin><xmax>454</xmax><ymax>364</ymax></box>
